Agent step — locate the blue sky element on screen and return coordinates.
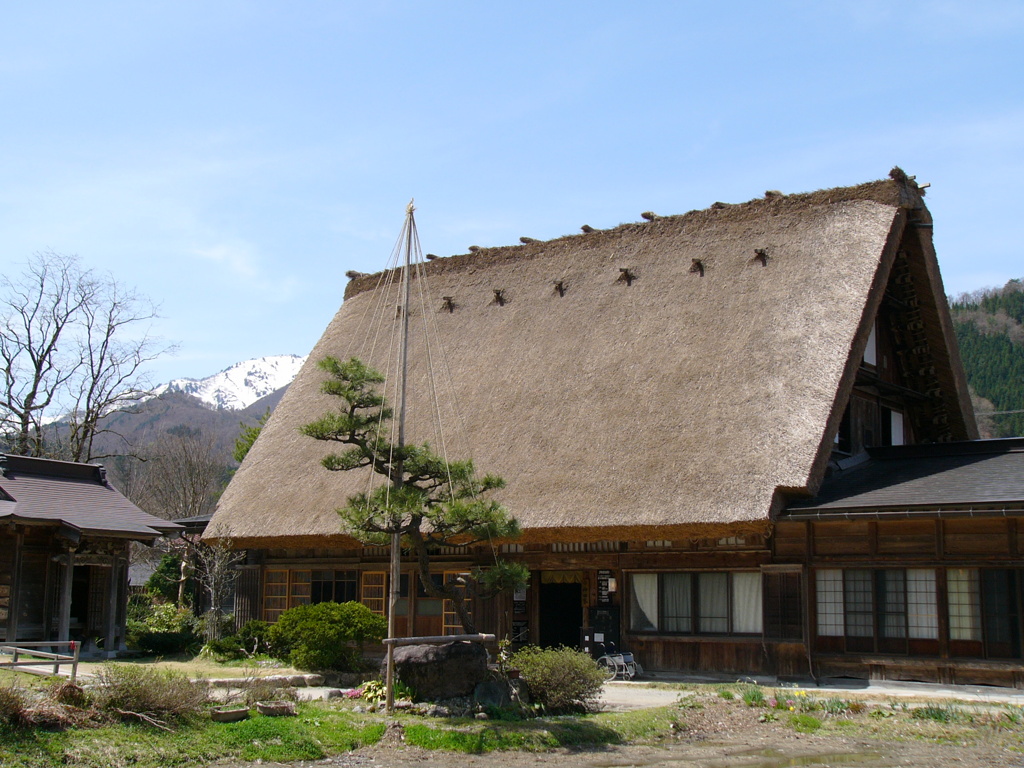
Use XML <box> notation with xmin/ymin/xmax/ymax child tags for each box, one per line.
<box><xmin>2</xmin><ymin>1</ymin><xmax>1022</xmax><ymax>383</ymax></box>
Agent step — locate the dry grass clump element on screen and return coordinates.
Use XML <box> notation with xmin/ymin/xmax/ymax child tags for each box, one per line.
<box><xmin>0</xmin><ymin>682</ymin><xmax>29</xmax><ymax>725</ymax></box>
<box><xmin>50</xmin><ymin>681</ymin><xmax>90</xmax><ymax>708</ymax></box>
<box><xmin>240</xmin><ymin>677</ymin><xmax>298</xmax><ymax>707</ymax></box>
<box><xmin>91</xmin><ymin>663</ymin><xmax>209</xmax><ymax>723</ymax></box>
<box><xmin>0</xmin><ymin>681</ymin><xmax>94</xmax><ymax>730</ymax></box>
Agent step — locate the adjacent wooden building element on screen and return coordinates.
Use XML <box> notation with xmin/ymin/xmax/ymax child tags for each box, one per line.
<box><xmin>0</xmin><ymin>454</ymin><xmax>180</xmax><ymax>656</ymax></box>
<box><xmin>207</xmin><ymin>170</ymin><xmax>1024</xmax><ymax>685</ymax></box>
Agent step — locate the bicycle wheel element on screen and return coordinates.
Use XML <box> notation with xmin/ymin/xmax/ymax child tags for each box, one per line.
<box><xmin>598</xmin><ymin>656</ymin><xmax>617</xmax><ymax>681</ymax></box>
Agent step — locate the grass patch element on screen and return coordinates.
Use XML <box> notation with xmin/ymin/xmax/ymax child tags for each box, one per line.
<box><xmin>403</xmin><ymin>722</ymin><xmax>558</xmax><ymax>752</ymax></box>
<box><xmin>74</xmin><ymin>654</ymin><xmax>302</xmax><ymax>680</ymax></box>
<box><xmin>911</xmin><ymin>704</ymin><xmax>965</xmax><ymax>724</ymax></box>
<box><xmin>741</xmin><ymin>686</ymin><xmax>766</xmax><ymax>707</ymax></box>
<box><xmin>400</xmin><ymin>706</ymin><xmax>681</xmax><ymax>754</ymax></box>
<box><xmin>789</xmin><ymin>713</ymin><xmax>822</xmax><ymax>733</ymax></box>
<box><xmin>0</xmin><ymin>703</ymin><xmax>383</xmax><ymax>768</ymax></box>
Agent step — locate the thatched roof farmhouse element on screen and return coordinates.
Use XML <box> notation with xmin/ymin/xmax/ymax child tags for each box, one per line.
<box><xmin>208</xmin><ymin>170</ymin><xmax>1024</xmax><ymax>686</ymax></box>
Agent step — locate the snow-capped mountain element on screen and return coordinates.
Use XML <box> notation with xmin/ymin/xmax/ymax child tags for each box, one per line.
<box><xmin>153</xmin><ymin>354</ymin><xmax>308</xmax><ymax>410</ymax></box>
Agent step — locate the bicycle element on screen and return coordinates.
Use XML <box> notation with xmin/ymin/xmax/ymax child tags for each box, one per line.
<box><xmin>596</xmin><ymin>642</ymin><xmax>643</xmax><ymax>680</ymax></box>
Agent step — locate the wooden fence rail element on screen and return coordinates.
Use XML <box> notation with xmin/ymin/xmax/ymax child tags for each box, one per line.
<box><xmin>382</xmin><ymin>633</ymin><xmax>495</xmax><ymax>647</ymax></box>
<box><xmin>0</xmin><ymin>641</ymin><xmax>80</xmax><ymax>683</ymax></box>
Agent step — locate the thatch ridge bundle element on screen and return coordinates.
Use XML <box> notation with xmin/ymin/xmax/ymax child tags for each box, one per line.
<box><xmin>343</xmin><ymin>176</ymin><xmax>916</xmax><ymax>302</ymax></box>
<box><xmin>207</xmin><ymin>172</ymin><xmax>956</xmax><ymax>547</ymax></box>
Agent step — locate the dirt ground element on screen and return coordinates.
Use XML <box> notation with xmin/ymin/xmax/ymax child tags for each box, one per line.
<box><xmin>209</xmin><ymin>688</ymin><xmax>1024</xmax><ymax>768</ymax></box>
<box><xmin>210</xmin><ymin>731</ymin><xmax>1017</xmax><ymax>768</ymax></box>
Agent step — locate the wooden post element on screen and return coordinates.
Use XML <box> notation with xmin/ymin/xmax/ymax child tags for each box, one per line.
<box><xmin>56</xmin><ymin>550</ymin><xmax>75</xmax><ymax>643</ymax></box>
<box><xmin>70</xmin><ymin>640</ymin><xmax>79</xmax><ymax>684</ymax></box>
<box><xmin>385</xmin><ymin>201</ymin><xmax>416</xmax><ymax>715</ymax></box>
<box><xmin>8</xmin><ymin>529</ymin><xmax>23</xmax><ymax>642</ymax></box>
<box><xmin>385</xmin><ymin>530</ymin><xmax>400</xmax><ymax>713</ymax></box>
<box><xmin>103</xmin><ymin>562</ymin><xmax>118</xmax><ymax>657</ymax></box>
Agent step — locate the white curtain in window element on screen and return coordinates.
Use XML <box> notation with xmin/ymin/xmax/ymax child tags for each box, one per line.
<box><xmin>662</xmin><ymin>573</ymin><xmax>692</xmax><ymax>632</ymax></box>
<box><xmin>731</xmin><ymin>572</ymin><xmax>763</xmax><ymax>633</ymax></box>
<box><xmin>630</xmin><ymin>573</ymin><xmax>659</xmax><ymax>631</ymax></box>
<box><xmin>698</xmin><ymin>573</ymin><xmax>729</xmax><ymax>633</ymax></box>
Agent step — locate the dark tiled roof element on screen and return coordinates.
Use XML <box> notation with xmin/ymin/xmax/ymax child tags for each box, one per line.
<box><xmin>785</xmin><ymin>438</ymin><xmax>1024</xmax><ymax>513</ymax></box>
<box><xmin>171</xmin><ymin>513</ymin><xmax>212</xmax><ymax>534</ymax></box>
<box><xmin>0</xmin><ymin>454</ymin><xmax>181</xmax><ymax>539</ymax></box>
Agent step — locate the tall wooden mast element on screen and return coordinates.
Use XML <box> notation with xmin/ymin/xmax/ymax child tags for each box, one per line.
<box><xmin>385</xmin><ymin>199</ymin><xmax>416</xmax><ymax>713</ymax></box>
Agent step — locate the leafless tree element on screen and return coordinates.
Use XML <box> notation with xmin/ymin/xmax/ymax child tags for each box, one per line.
<box><xmin>1</xmin><ymin>252</ymin><xmax>92</xmax><ymax>455</ymax></box>
<box><xmin>0</xmin><ymin>251</ymin><xmax>173</xmax><ymax>460</ymax></box>
<box><xmin>140</xmin><ymin>429</ymin><xmax>227</xmax><ymax>521</ymax></box>
<box><xmin>118</xmin><ymin>430</ymin><xmax>230</xmax><ymax>605</ymax></box>
<box><xmin>192</xmin><ymin>538</ymin><xmax>244</xmax><ymax>642</ymax></box>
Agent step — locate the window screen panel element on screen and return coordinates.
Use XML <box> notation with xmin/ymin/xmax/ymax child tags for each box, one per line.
<box><xmin>844</xmin><ymin>569</ymin><xmax>873</xmax><ymax>638</ymax></box>
<box><xmin>906</xmin><ymin>569</ymin><xmax>938</xmax><ymax>640</ymax></box>
<box><xmin>948</xmin><ymin>568</ymin><xmax>981</xmax><ymax>641</ymax></box>
<box><xmin>816</xmin><ymin>569</ymin><xmax>844</xmax><ymax>637</ymax></box>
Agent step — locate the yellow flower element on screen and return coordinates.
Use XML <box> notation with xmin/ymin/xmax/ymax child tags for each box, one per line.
<box><xmin>789</xmin><ymin>706</ymin><xmax>795</xmax><ymax>711</ymax></box>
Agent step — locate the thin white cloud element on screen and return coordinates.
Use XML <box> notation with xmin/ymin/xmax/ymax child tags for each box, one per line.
<box><xmin>190</xmin><ymin>241</ymin><xmax>301</xmax><ymax>302</ymax></box>
<box><xmin>192</xmin><ymin>242</ymin><xmax>261</xmax><ymax>280</ymax></box>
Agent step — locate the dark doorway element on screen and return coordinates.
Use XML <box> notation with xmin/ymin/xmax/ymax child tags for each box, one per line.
<box><xmin>68</xmin><ymin>567</ymin><xmax>91</xmax><ymax>640</ymax></box>
<box><xmin>539</xmin><ymin>581</ymin><xmax>582</xmax><ymax>648</ymax></box>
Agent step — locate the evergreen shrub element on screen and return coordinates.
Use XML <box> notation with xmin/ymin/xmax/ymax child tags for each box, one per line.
<box><xmin>127</xmin><ymin>602</ymin><xmax>200</xmax><ymax>655</ymax></box>
<box><xmin>267</xmin><ymin>602</ymin><xmax>386</xmax><ymax>671</ymax></box>
<box><xmin>508</xmin><ymin>645</ymin><xmax>606</xmax><ymax>713</ymax></box>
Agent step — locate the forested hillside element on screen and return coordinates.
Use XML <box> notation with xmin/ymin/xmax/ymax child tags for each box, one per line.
<box><xmin>950</xmin><ymin>278</ymin><xmax>1024</xmax><ymax>437</ymax></box>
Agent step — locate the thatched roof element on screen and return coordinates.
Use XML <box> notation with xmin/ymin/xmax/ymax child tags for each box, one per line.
<box><xmin>206</xmin><ymin>172</ymin><xmax>974</xmax><ymax>548</ymax></box>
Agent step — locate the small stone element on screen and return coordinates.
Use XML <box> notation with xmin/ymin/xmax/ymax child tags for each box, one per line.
<box><xmin>475</xmin><ymin>712</ymin><xmax>489</xmax><ymax>720</ymax></box>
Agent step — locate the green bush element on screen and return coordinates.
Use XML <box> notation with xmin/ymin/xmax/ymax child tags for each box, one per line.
<box><xmin>200</xmin><ymin>619</ymin><xmax>273</xmax><ymax>660</ymax></box>
<box><xmin>238</xmin><ymin>620</ymin><xmax>272</xmax><ymax>656</ymax></box>
<box><xmin>267</xmin><ymin>601</ymin><xmax>386</xmax><ymax>671</ymax></box>
<box><xmin>201</xmin><ymin>635</ymin><xmax>244</xmax><ymax>660</ymax></box>
<box><xmin>128</xmin><ymin>602</ymin><xmax>200</xmax><ymax>655</ymax></box>
<box><xmin>137</xmin><ymin>631</ymin><xmax>199</xmax><ymax>655</ymax></box>
<box><xmin>508</xmin><ymin>645</ymin><xmax>606</xmax><ymax>713</ymax></box>
<box><xmin>145</xmin><ymin>554</ymin><xmax>196</xmax><ymax>604</ymax></box>
<box><xmin>92</xmin><ymin>664</ymin><xmax>209</xmax><ymax>722</ymax></box>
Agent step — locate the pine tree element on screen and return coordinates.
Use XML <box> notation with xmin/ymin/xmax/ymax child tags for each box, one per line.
<box><xmin>301</xmin><ymin>356</ymin><xmax>527</xmax><ymax>632</ymax></box>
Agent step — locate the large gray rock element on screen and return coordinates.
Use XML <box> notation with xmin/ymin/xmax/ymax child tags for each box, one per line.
<box><xmin>385</xmin><ymin>641</ymin><xmax>489</xmax><ymax>700</ymax></box>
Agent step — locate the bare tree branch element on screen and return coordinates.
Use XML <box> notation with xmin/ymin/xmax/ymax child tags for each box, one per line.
<box><xmin>0</xmin><ymin>251</ymin><xmax>174</xmax><ymax>460</ymax></box>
